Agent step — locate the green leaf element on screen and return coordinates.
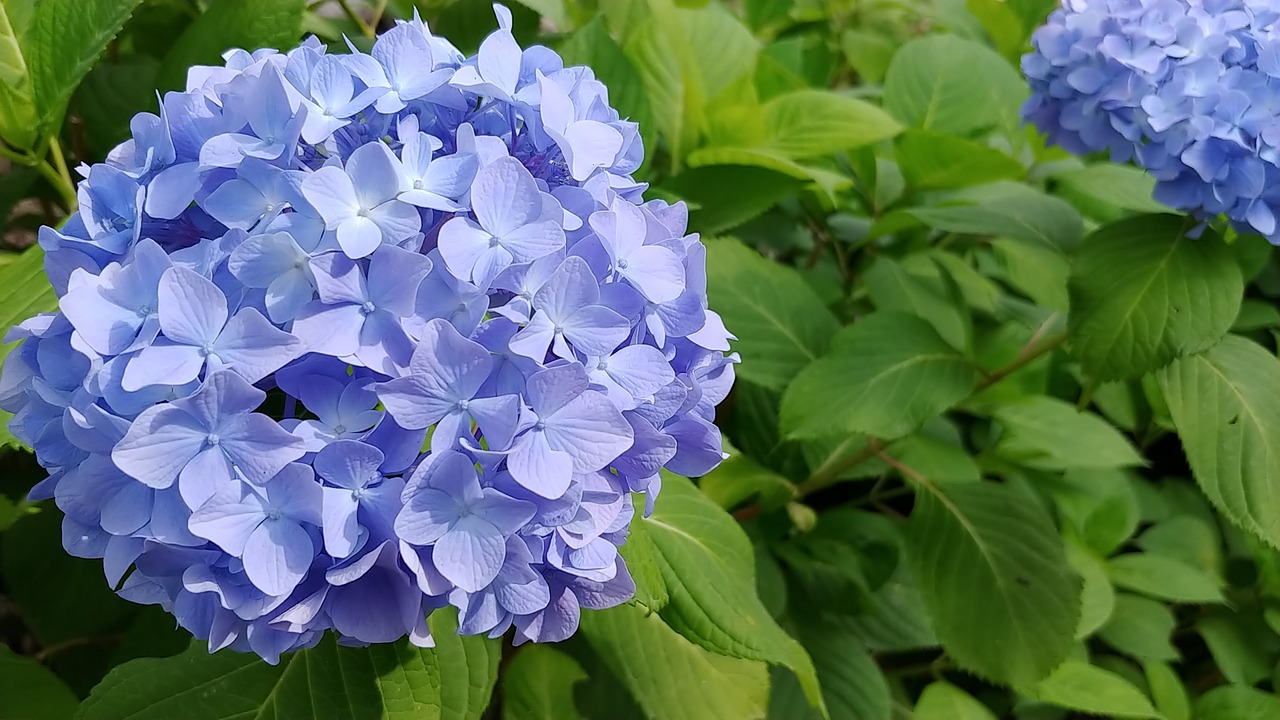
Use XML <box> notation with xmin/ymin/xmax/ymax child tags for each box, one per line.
<box><xmin>681</xmin><ymin>3</ymin><xmax>758</xmax><ymax>101</ymax></box>
<box><xmin>1026</xmin><ymin>660</ymin><xmax>1160</xmax><ymax>718</ymax></box>
<box><xmin>991</xmin><ymin>397</ymin><xmax>1144</xmax><ymax>470</ymax></box>
<box><xmin>698</xmin><ymin>445</ymin><xmax>796</xmax><ymax>511</ymax></box>
<box><xmin>619</xmin><ymin>509</ymin><xmax>670</xmax><ymax>613</ymax></box>
<box><xmin>1157</xmin><ymin>335</ymin><xmax>1280</xmax><ymax>548</ymax></box>
<box><xmin>616</xmin><ymin>0</ymin><xmax>703</xmax><ymax>166</ymax></box>
<box><xmin>890</xmin><ymin>424</ymin><xmax>982</xmax><ymax>483</ymax></box>
<box><xmin>889</xmin><ymin>183</ymin><xmax>1084</xmax><ymax>252</ymax></box>
<box><xmin>663</xmin><ymin>164</ymin><xmax>804</xmax><ymax>235</ymax></box>
<box><xmin>1136</xmin><ymin>515</ymin><xmax>1222</xmax><ymax>576</ymax></box>
<box><xmin>0</xmin><ymin>1</ymin><xmax>27</xmax><ymax>86</ymax></box>
<box><xmin>559</xmin><ymin>16</ymin><xmax>650</xmax><ymax>144</ymax></box>
<box><xmin>158</xmin><ymin>0</ymin><xmax>306</xmax><ymax>91</ymax></box>
<box><xmin>0</xmin><ymin>0</ymin><xmax>37</xmax><ymax>149</ymax></box>
<box><xmin>1197</xmin><ymin>612</ymin><xmax>1279</xmax><ymax>686</ymax></box>
<box><xmin>579</xmin><ymin>604</ymin><xmax>768</xmax><ymax>720</ymax></box>
<box><xmin>0</xmin><ymin>644</ymin><xmax>80</xmax><ymax>720</ymax></box>
<box><xmin>758</xmin><ymin>90</ymin><xmax>901</xmax><ymax>159</ymax></box>
<box><xmin>834</xmin><ymin>516</ymin><xmax>938</xmax><ymax>652</ymax></box>
<box><xmin>905</xmin><ymin>481</ymin><xmax>1081</xmax><ymax>686</ymax></box>
<box><xmin>704</xmin><ymin>238</ymin><xmax>840</xmax><ymax>391</ymax></box>
<box><xmin>881</xmin><ymin>34</ymin><xmax>1027</xmax><ymax>136</ymax></box>
<box><xmin>966</xmin><ymin>0</ymin><xmax>1029</xmax><ymax>59</ymax></box>
<box><xmin>0</xmin><ymin>244</ymin><xmax>58</xmax><ymax>448</ymax></box>
<box><xmin>1143</xmin><ymin>661</ymin><xmax>1191</xmax><ymax>720</ymax></box>
<box><xmin>1049</xmin><ymin>468</ymin><xmax>1140</xmax><ymax>557</ymax></box>
<box><xmin>1193</xmin><ymin>687</ymin><xmax>1280</xmax><ymax>720</ymax></box>
<box><xmin>1098</xmin><ymin>594</ymin><xmax>1179</xmax><ymax>661</ymax></box>
<box><xmin>794</xmin><ymin>623</ymin><xmax>889</xmax><ymax>720</ymax></box>
<box><xmin>895</xmin><ymin>131</ymin><xmax>1024</xmax><ymax>189</ymax></box>
<box><xmin>500</xmin><ymin>645</ymin><xmax>586</xmax><ymax>720</ymax></box>
<box><xmin>840</xmin><ymin>29</ymin><xmax>896</xmax><ymax>85</ymax></box>
<box><xmin>1051</xmin><ymin>164</ymin><xmax>1166</xmax><ymax>214</ymax></box>
<box><xmin>511</xmin><ymin>0</ymin><xmax>571</xmax><ymax>30</ymax></box>
<box><xmin>913</xmin><ymin>682</ymin><xmax>997</xmax><ymax>720</ymax></box>
<box><xmin>71</xmin><ymin>57</ymin><xmax>159</xmax><ymax>158</ymax></box>
<box><xmin>3</xmin><ymin>506</ymin><xmax>137</xmax><ymax>645</ymax></box>
<box><xmin>23</xmin><ymin>0</ymin><xmax>143</xmax><ymax>136</ymax></box>
<box><xmin>864</xmin><ymin>255</ymin><xmax>971</xmax><ymax>350</ymax></box>
<box><xmin>1067</xmin><ymin>540</ymin><xmax>1115</xmax><ymax>639</ymax></box>
<box><xmin>644</xmin><ymin>473</ymin><xmax>824</xmax><ymax>713</ymax></box>
<box><xmin>77</xmin><ymin>608</ymin><xmax>500</xmax><ymax>720</ymax></box>
<box><xmin>780</xmin><ymin>312</ymin><xmax>977</xmax><ymax>441</ymax></box>
<box><xmin>1106</xmin><ymin>553</ymin><xmax>1224</xmax><ymax>604</ymax></box>
<box><xmin>1068</xmin><ymin>215</ymin><xmax>1243</xmax><ymax>381</ymax></box>
<box><xmin>992</xmin><ymin>237</ymin><xmax>1069</xmax><ymax>311</ymax></box>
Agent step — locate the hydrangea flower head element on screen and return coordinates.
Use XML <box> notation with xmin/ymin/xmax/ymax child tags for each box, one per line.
<box><xmin>2</xmin><ymin>5</ymin><xmax>736</xmax><ymax>662</ymax></box>
<box><xmin>1022</xmin><ymin>0</ymin><xmax>1280</xmax><ymax>240</ymax></box>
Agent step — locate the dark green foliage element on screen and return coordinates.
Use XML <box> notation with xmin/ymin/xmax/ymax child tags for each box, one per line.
<box><xmin>3</xmin><ymin>1</ymin><xmax>1280</xmax><ymax>718</ymax></box>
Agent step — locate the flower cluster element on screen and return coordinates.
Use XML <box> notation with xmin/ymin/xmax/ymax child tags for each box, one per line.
<box><xmin>1</xmin><ymin>6</ymin><xmax>735</xmax><ymax>662</ymax></box>
<box><xmin>1022</xmin><ymin>0</ymin><xmax>1280</xmax><ymax>240</ymax></box>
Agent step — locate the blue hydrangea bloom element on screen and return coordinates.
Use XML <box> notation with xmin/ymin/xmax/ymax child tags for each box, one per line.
<box><xmin>2</xmin><ymin>4</ymin><xmax>736</xmax><ymax>662</ymax></box>
<box><xmin>1023</xmin><ymin>0</ymin><xmax>1280</xmax><ymax>240</ymax></box>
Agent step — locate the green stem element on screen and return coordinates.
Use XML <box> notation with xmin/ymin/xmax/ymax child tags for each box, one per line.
<box><xmin>335</xmin><ymin>0</ymin><xmax>376</xmax><ymax>39</ymax></box>
<box><xmin>46</xmin><ymin>137</ymin><xmax>77</xmax><ymax>212</ymax></box>
<box><xmin>369</xmin><ymin>0</ymin><xmax>389</xmax><ymax>32</ymax></box>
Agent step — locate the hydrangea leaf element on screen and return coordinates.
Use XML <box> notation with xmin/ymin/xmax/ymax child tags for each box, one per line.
<box><xmin>759</xmin><ymin>89</ymin><xmax>902</xmax><ymax>159</ymax></box>
<box><xmin>895</xmin><ymin>130</ymin><xmax>1025</xmax><ymax>190</ymax></box>
<box><xmin>698</xmin><ymin>445</ymin><xmax>796</xmax><ymax>512</ymax></box>
<box><xmin>1143</xmin><ymin>661</ymin><xmax>1191</xmax><ymax>720</ymax></box>
<box><xmin>1098</xmin><ymin>594</ymin><xmax>1179</xmax><ymax>661</ymax></box>
<box><xmin>1106</xmin><ymin>553</ymin><xmax>1224</xmax><ymax>604</ymax></box>
<box><xmin>780</xmin><ymin>312</ymin><xmax>978</xmax><ymax>441</ymax></box>
<box><xmin>1051</xmin><ymin>165</ymin><xmax>1166</xmax><ymax>214</ymax></box>
<box><xmin>663</xmin><ymin>163</ymin><xmax>804</xmax><ymax>235</ymax></box>
<box><xmin>905</xmin><ymin>481</ymin><xmax>1081</xmax><ymax>687</ymax></box>
<box><xmin>1026</xmin><ymin>660</ymin><xmax>1160</xmax><ymax>719</ymax></box>
<box><xmin>72</xmin><ymin>57</ymin><xmax>160</xmax><ymax>159</ymax></box>
<box><xmin>705</xmin><ymin>238</ymin><xmax>839</xmax><ymax>390</ymax></box>
<box><xmin>863</xmin><ymin>256</ymin><xmax>971</xmax><ymax>351</ymax></box>
<box><xmin>1066</xmin><ymin>539</ymin><xmax>1115</xmax><ymax>640</ymax></box>
<box><xmin>1192</xmin><ymin>687</ymin><xmax>1280</xmax><ymax>720</ymax></box>
<box><xmin>0</xmin><ymin>644</ymin><xmax>80</xmax><ymax>720</ymax></box>
<box><xmin>913</xmin><ymin>682</ymin><xmax>997</xmax><ymax>720</ymax></box>
<box><xmin>681</xmin><ymin>3</ymin><xmax>758</xmax><ymax>101</ymax></box>
<box><xmin>77</xmin><ymin>608</ymin><xmax>500</xmax><ymax>720</ymax></box>
<box><xmin>881</xmin><ymin>183</ymin><xmax>1084</xmax><ymax>253</ymax></box>
<box><xmin>0</xmin><ymin>1</ymin><xmax>37</xmax><ymax>150</ymax></box>
<box><xmin>643</xmin><ymin>472</ymin><xmax>826</xmax><ymax>715</ymax></box>
<box><xmin>0</xmin><ymin>245</ymin><xmax>56</xmax><ymax>449</ymax></box>
<box><xmin>1157</xmin><ymin>336</ymin><xmax>1280</xmax><ymax>549</ymax></box>
<box><xmin>499</xmin><ymin>645</ymin><xmax>587</xmax><ymax>720</ymax></box>
<box><xmin>1069</xmin><ymin>214</ymin><xmax>1242</xmax><ymax>382</ymax></box>
<box><xmin>579</xmin><ymin>604</ymin><xmax>768</xmax><ymax>720</ymax></box>
<box><xmin>158</xmin><ymin>0</ymin><xmax>307</xmax><ymax>91</ymax></box>
<box><xmin>991</xmin><ymin>396</ymin><xmax>1144</xmax><ymax>470</ymax></box>
<box><xmin>1197</xmin><ymin>613</ymin><xmax>1278</xmax><ymax>687</ymax></box>
<box><xmin>22</xmin><ymin>0</ymin><xmax>143</xmax><ymax>137</ymax></box>
<box><xmin>2</xmin><ymin>507</ymin><xmax>138</xmax><ymax>647</ymax></box>
<box><xmin>614</xmin><ymin>0</ymin><xmax>704</xmax><ymax>165</ymax></box>
<box><xmin>882</xmin><ymin>34</ymin><xmax>1027</xmax><ymax>137</ymax></box>
<box><xmin>788</xmin><ymin>622</ymin><xmax>890</xmax><ymax>720</ymax></box>
<box><xmin>618</xmin><ymin>509</ymin><xmax>670</xmax><ymax>613</ymax></box>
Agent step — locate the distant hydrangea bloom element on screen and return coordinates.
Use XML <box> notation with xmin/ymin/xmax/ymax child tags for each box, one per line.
<box><xmin>1022</xmin><ymin>0</ymin><xmax>1280</xmax><ymax>240</ymax></box>
<box><xmin>3</xmin><ymin>5</ymin><xmax>736</xmax><ymax>663</ymax></box>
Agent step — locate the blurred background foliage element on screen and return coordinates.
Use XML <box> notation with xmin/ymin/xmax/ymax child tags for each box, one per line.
<box><xmin>4</xmin><ymin>0</ymin><xmax>1280</xmax><ymax>719</ymax></box>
